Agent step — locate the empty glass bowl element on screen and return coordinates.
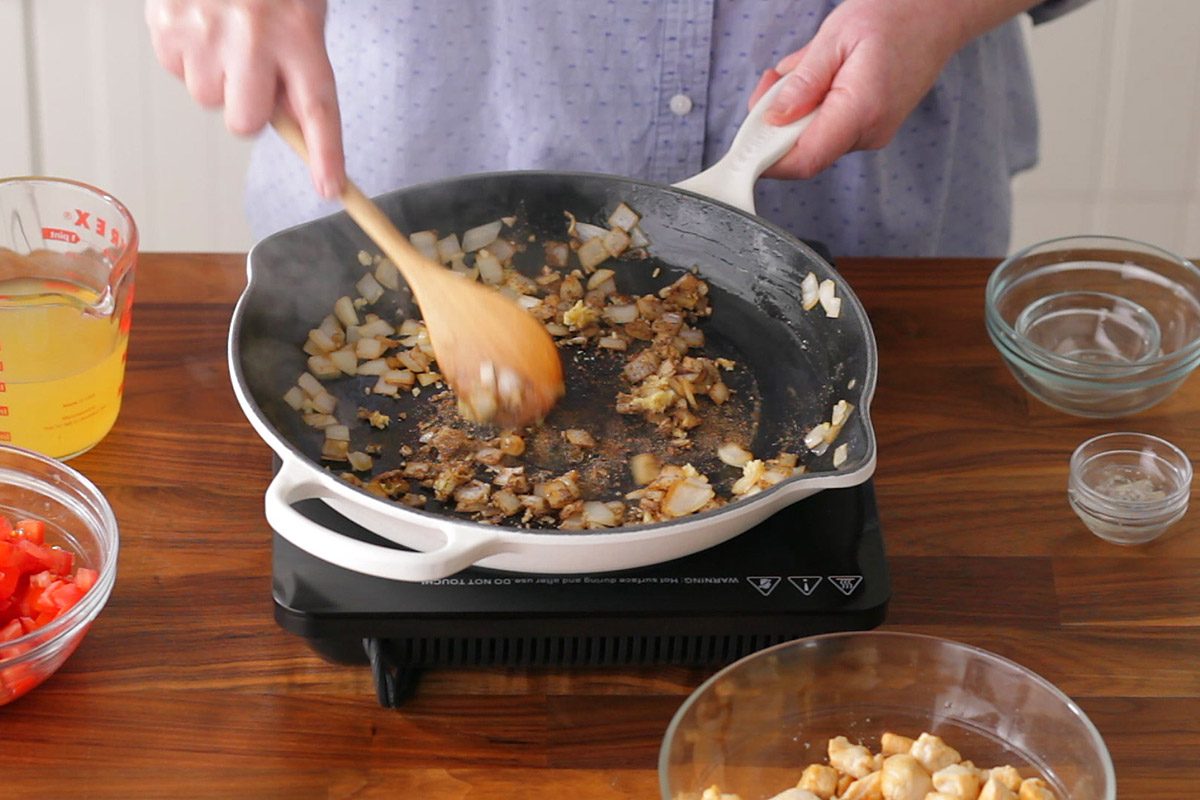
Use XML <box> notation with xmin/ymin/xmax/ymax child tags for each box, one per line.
<box><xmin>986</xmin><ymin>236</ymin><xmax>1200</xmax><ymax>417</ymax></box>
<box><xmin>659</xmin><ymin>631</ymin><xmax>1115</xmax><ymax>800</ymax></box>
<box><xmin>1069</xmin><ymin>432</ymin><xmax>1192</xmax><ymax>545</ymax></box>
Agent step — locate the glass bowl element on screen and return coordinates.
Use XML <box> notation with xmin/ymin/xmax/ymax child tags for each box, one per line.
<box><xmin>659</xmin><ymin>631</ymin><xmax>1115</xmax><ymax>800</ymax></box>
<box><xmin>986</xmin><ymin>236</ymin><xmax>1200</xmax><ymax>417</ymax></box>
<box><xmin>1068</xmin><ymin>432</ymin><xmax>1192</xmax><ymax>546</ymax></box>
<box><xmin>0</xmin><ymin>445</ymin><xmax>119</xmax><ymax>705</ymax></box>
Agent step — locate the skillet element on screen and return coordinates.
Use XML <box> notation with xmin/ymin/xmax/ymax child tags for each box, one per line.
<box><xmin>229</xmin><ymin>80</ymin><xmax>878</xmax><ymax>581</ymax></box>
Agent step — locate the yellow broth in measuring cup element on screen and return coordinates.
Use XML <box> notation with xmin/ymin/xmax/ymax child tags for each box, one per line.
<box><xmin>0</xmin><ymin>179</ymin><xmax>137</xmax><ymax>459</ymax></box>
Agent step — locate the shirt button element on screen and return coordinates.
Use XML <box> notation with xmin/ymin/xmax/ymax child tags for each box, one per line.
<box><xmin>669</xmin><ymin>93</ymin><xmax>693</xmax><ymax>116</ymax></box>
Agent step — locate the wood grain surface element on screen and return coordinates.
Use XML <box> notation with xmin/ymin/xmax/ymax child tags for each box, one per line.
<box><xmin>1</xmin><ymin>253</ymin><xmax>1196</xmax><ymax>799</ymax></box>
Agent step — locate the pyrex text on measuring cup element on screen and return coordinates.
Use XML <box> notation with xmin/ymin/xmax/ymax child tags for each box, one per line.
<box><xmin>0</xmin><ymin>177</ymin><xmax>137</xmax><ymax>459</ymax></box>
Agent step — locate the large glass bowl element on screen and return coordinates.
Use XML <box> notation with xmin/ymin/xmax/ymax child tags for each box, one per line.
<box><xmin>985</xmin><ymin>236</ymin><xmax>1200</xmax><ymax>417</ymax></box>
<box><xmin>659</xmin><ymin>632</ymin><xmax>1115</xmax><ymax>800</ymax></box>
<box><xmin>0</xmin><ymin>445</ymin><xmax>119</xmax><ymax>704</ymax></box>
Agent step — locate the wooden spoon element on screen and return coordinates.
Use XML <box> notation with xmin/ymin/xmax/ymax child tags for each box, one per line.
<box><xmin>271</xmin><ymin>113</ymin><xmax>564</xmax><ymax>428</ymax></box>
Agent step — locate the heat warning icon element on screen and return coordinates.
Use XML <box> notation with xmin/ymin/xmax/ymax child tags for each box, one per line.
<box><xmin>828</xmin><ymin>575</ymin><xmax>864</xmax><ymax>595</ymax></box>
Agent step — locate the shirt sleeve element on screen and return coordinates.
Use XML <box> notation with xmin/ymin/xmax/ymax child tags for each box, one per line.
<box><xmin>1028</xmin><ymin>0</ymin><xmax>1095</xmax><ymax>25</ymax></box>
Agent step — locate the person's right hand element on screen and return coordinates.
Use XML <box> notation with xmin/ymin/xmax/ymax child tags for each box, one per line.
<box><xmin>145</xmin><ymin>0</ymin><xmax>345</xmax><ymax>199</ymax></box>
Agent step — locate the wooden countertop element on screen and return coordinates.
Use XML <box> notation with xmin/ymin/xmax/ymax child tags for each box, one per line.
<box><xmin>3</xmin><ymin>253</ymin><xmax>1197</xmax><ymax>798</ymax></box>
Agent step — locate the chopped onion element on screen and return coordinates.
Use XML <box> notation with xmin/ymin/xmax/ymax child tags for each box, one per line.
<box><xmin>358</xmin><ymin>316</ymin><xmax>395</xmax><ymax>338</ymax></box>
<box><xmin>598</xmin><ymin>336</ymin><xmax>628</xmax><ymax>351</ymax></box>
<box><xmin>355</xmin><ymin>273</ymin><xmax>385</xmax><ymax>304</ymax></box>
<box><xmin>516</xmin><ymin>295</ymin><xmax>541</xmax><ymax>310</ymax></box>
<box><xmin>573</xmin><ymin>222</ymin><xmax>608</xmax><ymax>242</ymax></box>
<box><xmin>582</xmin><ymin>500</ymin><xmax>618</xmax><ymax>528</ymax></box>
<box><xmin>488</xmin><ymin>237</ymin><xmax>517</xmax><ymax>264</ymax></box>
<box><xmin>461</xmin><ymin>220</ymin><xmax>503</xmax><ymax>252</ymax></box>
<box><xmin>329</xmin><ymin>347</ymin><xmax>358</xmax><ymax>376</ymax></box>
<box><xmin>311</xmin><ymin>389</ymin><xmax>337</xmax><ymax>414</ymax></box>
<box><xmin>374</xmin><ymin>258</ymin><xmax>401</xmax><ymax>291</ymax></box>
<box><xmin>603</xmin><ymin>304</ymin><xmax>639</xmax><ymax>324</ymax></box>
<box><xmin>416</xmin><ymin>371</ymin><xmax>442</xmax><ymax>387</ymax></box>
<box><xmin>833</xmin><ymin>443</ymin><xmax>849</xmax><ymax>468</ymax></box>
<box><xmin>577</xmin><ymin>237</ymin><xmax>610</xmax><ymax>272</ymax></box>
<box><xmin>630</xmin><ymin>453</ymin><xmax>662</xmax><ymax>486</ymax></box>
<box><xmin>435</xmin><ymin>233</ymin><xmax>463</xmax><ymax>264</ymax></box>
<box><xmin>662</xmin><ymin>476</ymin><xmax>715</xmax><ymax>518</ymax></box>
<box><xmin>708</xmin><ymin>381</ymin><xmax>730</xmax><ymax>405</ymax></box>
<box><xmin>357</xmin><ymin>358</ymin><xmax>387</xmax><ymax>376</ymax></box>
<box><xmin>297</xmin><ymin>372</ymin><xmax>324</xmax><ymax>397</ymax></box>
<box><xmin>607</xmin><ymin>202</ymin><xmax>640</xmax><ymax>231</ymax></box>
<box><xmin>818</xmin><ymin>279</ymin><xmax>841</xmax><ymax>318</ymax></box>
<box><xmin>302</xmin><ymin>412</ymin><xmax>338</xmax><ymax>429</ymax></box>
<box><xmin>678</xmin><ymin>327</ymin><xmax>705</xmax><ymax>348</ymax></box>
<box><xmin>410</xmin><ymin>230</ymin><xmax>439</xmax><ymax>260</ymax></box>
<box><xmin>306</xmin><ymin>327</ymin><xmax>339</xmax><ymax>354</ymax></box>
<box><xmin>347</xmin><ymin>451</ymin><xmax>374</xmax><ymax>472</ymax></box>
<box><xmin>324</xmin><ymin>424</ymin><xmax>350</xmax><ymax>442</ymax></box>
<box><xmin>717</xmin><ymin>443</ymin><xmax>753</xmax><ymax>468</ymax></box>
<box><xmin>544</xmin><ymin>241</ymin><xmax>570</xmax><ymax>268</ymax></box>
<box><xmin>801</xmin><ymin>272</ymin><xmax>820</xmax><ymax>311</ymax></box>
<box><xmin>498</xmin><ymin>433</ymin><xmax>525</xmax><ymax>456</ymax></box>
<box><xmin>602</xmin><ymin>228</ymin><xmax>630</xmax><ymax>258</ymax></box>
<box><xmin>383</xmin><ymin>369</ymin><xmax>415</xmax><ymax>387</ymax></box>
<box><xmin>586</xmin><ymin>268</ymin><xmax>616</xmax><ymax>291</ymax></box>
<box><xmin>563</xmin><ymin>429</ymin><xmax>596</xmax><ymax>448</ymax></box>
<box><xmin>475</xmin><ymin>249</ymin><xmax>504</xmax><ymax>285</ymax></box>
<box><xmin>628</xmin><ymin>225</ymin><xmax>650</xmax><ymax>249</ymax></box>
<box><xmin>399</xmin><ymin>319</ymin><xmax>423</xmax><ymax>336</ymax></box>
<box><xmin>355</xmin><ymin>337</ymin><xmax>386</xmax><ymax>360</ymax></box>
<box><xmin>732</xmin><ymin>459</ymin><xmax>766</xmax><ymax>495</ymax></box>
<box><xmin>804</xmin><ymin>422</ymin><xmax>832</xmax><ymax>451</ymax></box>
<box><xmin>282</xmin><ymin>386</ymin><xmax>305</xmax><ymax>411</ymax></box>
<box><xmin>492</xmin><ymin>489</ymin><xmax>522</xmax><ymax>516</ymax></box>
<box><xmin>334</xmin><ymin>295</ymin><xmax>359</xmax><ymax>328</ymax></box>
<box><xmin>831</xmin><ymin>400</ymin><xmax>854</xmax><ymax>428</ymax></box>
<box><xmin>307</xmin><ymin>354</ymin><xmax>340</xmax><ymax>380</ymax></box>
<box><xmin>396</xmin><ymin>349</ymin><xmax>429</xmax><ymax>373</ymax></box>
<box><xmin>371</xmin><ymin>377</ymin><xmax>399</xmax><ymax>396</ymax></box>
<box><xmin>321</xmin><ymin>439</ymin><xmax>350</xmax><ymax>461</ymax></box>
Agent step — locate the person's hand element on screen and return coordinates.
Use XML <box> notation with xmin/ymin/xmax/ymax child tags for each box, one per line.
<box><xmin>145</xmin><ymin>0</ymin><xmax>345</xmax><ymax>198</ymax></box>
<box><xmin>748</xmin><ymin>0</ymin><xmax>1024</xmax><ymax>180</ymax></box>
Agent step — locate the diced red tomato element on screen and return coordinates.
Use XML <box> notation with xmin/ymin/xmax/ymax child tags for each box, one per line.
<box><xmin>0</xmin><ymin>513</ymin><xmax>95</xmax><ymax>649</ymax></box>
<box><xmin>13</xmin><ymin>519</ymin><xmax>45</xmax><ymax>545</ymax></box>
<box><xmin>74</xmin><ymin>568</ymin><xmax>98</xmax><ymax>593</ymax></box>
<box><xmin>0</xmin><ymin>618</ymin><xmax>22</xmax><ymax>643</ymax></box>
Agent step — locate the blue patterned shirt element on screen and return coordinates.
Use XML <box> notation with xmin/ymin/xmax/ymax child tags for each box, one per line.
<box><xmin>245</xmin><ymin>0</ymin><xmax>1087</xmax><ymax>257</ymax></box>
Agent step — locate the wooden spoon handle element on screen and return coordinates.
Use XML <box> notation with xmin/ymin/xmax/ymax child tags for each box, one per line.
<box><xmin>270</xmin><ymin>112</ymin><xmax>428</xmax><ymax>291</ymax></box>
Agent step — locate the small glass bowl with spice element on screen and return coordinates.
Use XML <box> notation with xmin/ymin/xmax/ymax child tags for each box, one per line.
<box><xmin>1068</xmin><ymin>432</ymin><xmax>1192</xmax><ymax>545</ymax></box>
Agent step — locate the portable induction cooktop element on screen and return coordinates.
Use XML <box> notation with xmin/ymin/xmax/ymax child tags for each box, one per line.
<box><xmin>271</xmin><ymin>479</ymin><xmax>889</xmax><ymax>707</ymax></box>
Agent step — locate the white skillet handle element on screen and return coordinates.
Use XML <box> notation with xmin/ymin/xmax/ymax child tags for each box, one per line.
<box><xmin>264</xmin><ymin>458</ymin><xmax>505</xmax><ymax>582</ymax></box>
<box><xmin>673</xmin><ymin>75</ymin><xmax>816</xmax><ymax>214</ymax></box>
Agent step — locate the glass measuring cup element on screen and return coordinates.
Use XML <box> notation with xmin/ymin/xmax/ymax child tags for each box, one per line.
<box><xmin>0</xmin><ymin>178</ymin><xmax>137</xmax><ymax>459</ymax></box>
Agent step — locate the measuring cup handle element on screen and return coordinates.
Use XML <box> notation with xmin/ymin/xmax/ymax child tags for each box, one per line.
<box><xmin>673</xmin><ymin>76</ymin><xmax>817</xmax><ymax>214</ymax></box>
<box><xmin>0</xmin><ymin>182</ymin><xmax>45</xmax><ymax>253</ymax></box>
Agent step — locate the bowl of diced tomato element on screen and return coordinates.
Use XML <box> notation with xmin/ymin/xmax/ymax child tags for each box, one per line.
<box><xmin>0</xmin><ymin>445</ymin><xmax>118</xmax><ymax>705</ymax></box>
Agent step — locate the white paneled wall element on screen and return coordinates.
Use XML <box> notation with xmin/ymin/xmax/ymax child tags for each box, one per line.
<box><xmin>2</xmin><ymin>0</ymin><xmax>253</xmax><ymax>252</ymax></box>
<box><xmin>1013</xmin><ymin>0</ymin><xmax>1200</xmax><ymax>255</ymax></box>
<box><xmin>3</xmin><ymin>0</ymin><xmax>1199</xmax><ymax>255</ymax></box>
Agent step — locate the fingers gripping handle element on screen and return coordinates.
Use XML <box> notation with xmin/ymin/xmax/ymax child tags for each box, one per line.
<box><xmin>673</xmin><ymin>75</ymin><xmax>816</xmax><ymax>214</ymax></box>
<box><xmin>264</xmin><ymin>459</ymin><xmax>504</xmax><ymax>581</ymax></box>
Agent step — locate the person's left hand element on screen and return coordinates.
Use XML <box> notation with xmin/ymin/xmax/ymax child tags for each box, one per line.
<box><xmin>748</xmin><ymin>0</ymin><xmax>992</xmax><ymax>180</ymax></box>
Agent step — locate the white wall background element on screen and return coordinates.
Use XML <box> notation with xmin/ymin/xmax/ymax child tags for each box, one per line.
<box><xmin>2</xmin><ymin>0</ymin><xmax>1199</xmax><ymax>255</ymax></box>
